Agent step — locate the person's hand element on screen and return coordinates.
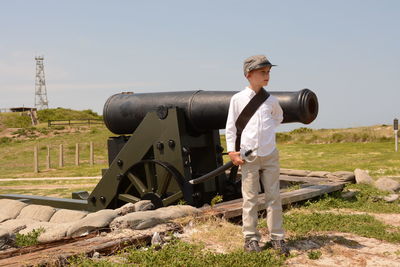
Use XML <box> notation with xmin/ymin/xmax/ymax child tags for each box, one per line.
<box><xmin>229</xmin><ymin>151</ymin><xmax>244</xmax><ymax>166</ymax></box>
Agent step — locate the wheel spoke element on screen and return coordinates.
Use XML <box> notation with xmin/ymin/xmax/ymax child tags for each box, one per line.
<box><xmin>156</xmin><ymin>171</ymin><xmax>172</xmax><ymax>196</ymax></box>
<box><xmin>118</xmin><ymin>193</ymin><xmax>141</xmax><ymax>203</ymax></box>
<box><xmin>127</xmin><ymin>172</ymin><xmax>148</xmax><ymax>197</ymax></box>
<box><xmin>162</xmin><ymin>191</ymin><xmax>184</xmax><ymax>206</ymax></box>
<box><xmin>124</xmin><ymin>183</ymin><xmax>133</xmax><ymax>194</ymax></box>
<box><xmin>144</xmin><ymin>162</ymin><xmax>155</xmax><ymax>191</ymax></box>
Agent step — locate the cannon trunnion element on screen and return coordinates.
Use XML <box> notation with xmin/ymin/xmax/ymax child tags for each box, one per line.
<box><xmin>0</xmin><ymin>89</ymin><xmax>318</xmax><ymax>211</ymax></box>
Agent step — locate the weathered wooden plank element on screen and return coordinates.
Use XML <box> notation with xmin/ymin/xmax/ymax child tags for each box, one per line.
<box><xmin>0</xmin><ymin>223</ymin><xmax>181</xmax><ymax>267</ymax></box>
<box><xmin>279</xmin><ymin>174</ymin><xmax>328</xmax><ymax>184</ymax></box>
<box><xmin>203</xmin><ymin>182</ymin><xmax>346</xmax><ymax>219</ymax></box>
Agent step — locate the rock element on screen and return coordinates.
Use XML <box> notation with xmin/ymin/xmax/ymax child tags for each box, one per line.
<box><xmin>0</xmin><ymin>199</ymin><xmax>28</xmax><ymax>223</ymax></box>
<box><xmin>374</xmin><ymin>178</ymin><xmax>400</xmax><ymax>193</ymax></box>
<box><xmin>17</xmin><ymin>204</ymin><xmax>57</xmax><ymax>222</ymax></box>
<box><xmin>0</xmin><ymin>227</ymin><xmax>15</xmax><ymax>249</ymax></box>
<box><xmin>280</xmin><ymin>169</ymin><xmax>311</xmax><ymax>177</ymax></box>
<box><xmin>383</xmin><ymin>194</ymin><xmax>399</xmax><ymax>203</ymax></box>
<box><xmin>110</xmin><ymin>205</ymin><xmax>200</xmax><ymax>230</ymax></box>
<box><xmin>92</xmin><ymin>251</ymin><xmax>100</xmax><ymax>259</ymax></box>
<box><xmin>49</xmin><ymin>209</ymin><xmax>88</xmax><ymax>223</ymax></box>
<box><xmin>151</xmin><ymin>232</ymin><xmax>163</xmax><ymax>247</ymax></box>
<box><xmin>307</xmin><ymin>171</ymin><xmax>330</xmax><ymax>178</ymax></box>
<box><xmin>115</xmin><ymin>203</ymin><xmax>136</xmax><ymax>216</ymax></box>
<box><xmin>134</xmin><ymin>200</ymin><xmax>155</xmax><ymax>212</ymax></box>
<box><xmin>327</xmin><ymin>171</ymin><xmax>356</xmax><ymax>182</ymax></box>
<box><xmin>354</xmin><ymin>169</ymin><xmax>374</xmax><ymax>185</ymax></box>
<box><xmin>0</xmin><ymin>219</ymin><xmax>36</xmax><ymax>233</ymax></box>
<box><xmin>66</xmin><ymin>209</ymin><xmax>119</xmax><ymax>238</ymax></box>
<box><xmin>18</xmin><ymin>221</ymin><xmax>53</xmax><ymax>235</ymax></box>
<box><xmin>37</xmin><ymin>223</ymin><xmax>72</xmax><ymax>243</ymax></box>
<box><xmin>115</xmin><ymin>200</ymin><xmax>154</xmax><ymax>216</ymax></box>
<box><xmin>341</xmin><ymin>191</ymin><xmax>358</xmax><ymax>199</ymax></box>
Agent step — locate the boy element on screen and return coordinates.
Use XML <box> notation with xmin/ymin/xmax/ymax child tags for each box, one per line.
<box><xmin>225</xmin><ymin>55</ymin><xmax>288</xmax><ymax>255</ymax></box>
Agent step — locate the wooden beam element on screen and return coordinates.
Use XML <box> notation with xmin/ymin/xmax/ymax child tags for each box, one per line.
<box><xmin>203</xmin><ymin>181</ymin><xmax>347</xmax><ymax>219</ymax></box>
<box><xmin>0</xmin><ymin>223</ymin><xmax>181</xmax><ymax>267</ymax></box>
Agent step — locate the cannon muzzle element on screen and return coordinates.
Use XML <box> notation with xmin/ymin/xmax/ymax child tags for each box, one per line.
<box><xmin>103</xmin><ymin>89</ymin><xmax>318</xmax><ymax>135</ymax></box>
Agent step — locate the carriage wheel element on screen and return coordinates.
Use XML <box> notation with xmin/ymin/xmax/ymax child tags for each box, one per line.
<box><xmin>117</xmin><ymin>160</ymin><xmax>185</xmax><ymax>208</ymax></box>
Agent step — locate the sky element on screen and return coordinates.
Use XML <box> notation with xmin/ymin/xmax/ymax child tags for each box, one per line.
<box><xmin>0</xmin><ymin>0</ymin><xmax>399</xmax><ymax>131</ymax></box>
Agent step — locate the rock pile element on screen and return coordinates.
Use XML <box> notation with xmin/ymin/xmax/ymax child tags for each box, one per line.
<box><xmin>0</xmin><ymin>199</ymin><xmax>199</xmax><ymax>249</ymax></box>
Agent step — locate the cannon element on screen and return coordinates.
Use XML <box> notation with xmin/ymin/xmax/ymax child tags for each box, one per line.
<box><xmin>0</xmin><ymin>89</ymin><xmax>318</xmax><ymax>211</ymax></box>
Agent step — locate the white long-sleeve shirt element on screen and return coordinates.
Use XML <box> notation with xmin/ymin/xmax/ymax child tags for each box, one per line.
<box><xmin>225</xmin><ymin>87</ymin><xmax>283</xmax><ymax>156</ymax></box>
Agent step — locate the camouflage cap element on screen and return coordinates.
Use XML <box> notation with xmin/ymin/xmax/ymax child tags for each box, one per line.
<box><xmin>243</xmin><ymin>55</ymin><xmax>276</xmax><ymax>77</ymax></box>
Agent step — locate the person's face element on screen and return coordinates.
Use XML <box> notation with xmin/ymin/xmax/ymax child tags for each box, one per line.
<box><xmin>247</xmin><ymin>66</ymin><xmax>271</xmax><ymax>88</ymax></box>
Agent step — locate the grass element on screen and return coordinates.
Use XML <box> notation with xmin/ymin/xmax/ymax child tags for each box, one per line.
<box><xmin>0</xmin><ymin>178</ymin><xmax>99</xmax><ymax>186</ymax></box>
<box><xmin>302</xmin><ymin>184</ymin><xmax>400</xmax><ymax>213</ymax></box>
<box><xmin>307</xmin><ymin>250</ymin><xmax>322</xmax><ymax>260</ymax></box>
<box><xmin>69</xmin><ymin>239</ymin><xmax>286</xmax><ymax>267</ymax></box>
<box><xmin>220</xmin><ymin>131</ymin><xmax>400</xmax><ymax>177</ymax></box>
<box><xmin>277</xmin><ymin>141</ymin><xmax>400</xmax><ymax>177</ymax></box>
<box><xmin>276</xmin><ymin>125</ymin><xmax>394</xmax><ymax>144</ymax></box>
<box><xmin>281</xmin><ymin>212</ymin><xmax>400</xmax><ymax>243</ymax></box>
<box><xmin>0</xmin><ymin>125</ymin><xmax>110</xmax><ymax>178</ymax></box>
<box><xmin>0</xmin><ymin>187</ymin><xmax>95</xmax><ymax>198</ymax></box>
<box><xmin>15</xmin><ymin>228</ymin><xmax>45</xmax><ymax>247</ymax></box>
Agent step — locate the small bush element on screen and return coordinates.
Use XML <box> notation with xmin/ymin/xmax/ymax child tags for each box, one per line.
<box><xmin>211</xmin><ymin>194</ymin><xmax>223</xmax><ymax>207</ymax></box>
<box><xmin>52</xmin><ymin>126</ymin><xmax>65</xmax><ymax>130</ymax></box>
<box><xmin>90</xmin><ymin>128</ymin><xmax>99</xmax><ymax>134</ymax></box>
<box><xmin>0</xmin><ymin>137</ymin><xmax>12</xmax><ymax>145</ymax></box>
<box><xmin>37</xmin><ymin>128</ymin><xmax>50</xmax><ymax>135</ymax></box>
<box><xmin>82</xmin><ymin>109</ymin><xmax>100</xmax><ymax>117</ymax></box>
<box><xmin>290</xmin><ymin>127</ymin><xmax>313</xmax><ymax>134</ymax></box>
<box><xmin>12</xmin><ymin>129</ymin><xmax>26</xmax><ymax>135</ymax></box>
<box><xmin>331</xmin><ymin>133</ymin><xmax>345</xmax><ymax>143</ymax></box>
<box><xmin>308</xmin><ymin>250</ymin><xmax>322</xmax><ymax>260</ymax></box>
<box><xmin>15</xmin><ymin>228</ymin><xmax>45</xmax><ymax>247</ymax></box>
<box><xmin>277</xmin><ymin>133</ymin><xmax>292</xmax><ymax>143</ymax></box>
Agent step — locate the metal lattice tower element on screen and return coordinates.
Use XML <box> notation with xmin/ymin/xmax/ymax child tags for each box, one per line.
<box><xmin>34</xmin><ymin>56</ymin><xmax>49</xmax><ymax>110</ymax></box>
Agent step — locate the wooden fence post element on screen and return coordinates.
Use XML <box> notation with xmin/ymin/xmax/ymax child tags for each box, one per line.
<box><xmin>46</xmin><ymin>145</ymin><xmax>51</xmax><ymax>169</ymax></box>
<box><xmin>59</xmin><ymin>144</ymin><xmax>64</xmax><ymax>167</ymax></box>
<box><xmin>75</xmin><ymin>143</ymin><xmax>80</xmax><ymax>166</ymax></box>
<box><xmin>90</xmin><ymin>141</ymin><xmax>94</xmax><ymax>166</ymax></box>
<box><xmin>34</xmin><ymin>145</ymin><xmax>39</xmax><ymax>173</ymax></box>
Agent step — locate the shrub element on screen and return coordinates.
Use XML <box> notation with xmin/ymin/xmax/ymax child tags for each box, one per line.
<box><xmin>277</xmin><ymin>133</ymin><xmax>292</xmax><ymax>143</ymax></box>
<box><xmin>308</xmin><ymin>250</ymin><xmax>322</xmax><ymax>260</ymax></box>
<box><xmin>2</xmin><ymin>113</ymin><xmax>32</xmax><ymax>128</ymax></box>
<box><xmin>331</xmin><ymin>133</ymin><xmax>345</xmax><ymax>143</ymax></box>
<box><xmin>290</xmin><ymin>127</ymin><xmax>313</xmax><ymax>134</ymax></box>
<box><xmin>210</xmin><ymin>194</ymin><xmax>223</xmax><ymax>207</ymax></box>
<box><xmin>82</xmin><ymin>109</ymin><xmax>100</xmax><ymax>118</ymax></box>
<box><xmin>0</xmin><ymin>137</ymin><xmax>12</xmax><ymax>145</ymax></box>
<box><xmin>15</xmin><ymin>228</ymin><xmax>45</xmax><ymax>247</ymax></box>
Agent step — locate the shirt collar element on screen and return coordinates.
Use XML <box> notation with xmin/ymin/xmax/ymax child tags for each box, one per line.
<box><xmin>244</xmin><ymin>86</ymin><xmax>257</xmax><ymax>97</ymax></box>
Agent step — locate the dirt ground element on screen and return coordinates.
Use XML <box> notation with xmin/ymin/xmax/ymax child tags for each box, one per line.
<box><xmin>1</xmin><ymin>178</ymin><xmax>399</xmax><ymax>266</ymax></box>
<box><xmin>285</xmin><ymin>232</ymin><xmax>400</xmax><ymax>267</ymax></box>
<box><xmin>178</xmin><ymin>212</ymin><xmax>400</xmax><ymax>267</ymax></box>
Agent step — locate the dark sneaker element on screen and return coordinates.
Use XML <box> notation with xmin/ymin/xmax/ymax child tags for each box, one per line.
<box><xmin>271</xmin><ymin>240</ymin><xmax>290</xmax><ymax>256</ymax></box>
<box><xmin>244</xmin><ymin>240</ymin><xmax>262</xmax><ymax>253</ymax></box>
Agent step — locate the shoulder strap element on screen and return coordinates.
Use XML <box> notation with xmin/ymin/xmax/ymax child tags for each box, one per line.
<box><xmin>234</xmin><ymin>88</ymin><xmax>270</xmax><ymax>151</ymax></box>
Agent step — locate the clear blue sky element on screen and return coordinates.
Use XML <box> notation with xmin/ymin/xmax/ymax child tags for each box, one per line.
<box><xmin>1</xmin><ymin>0</ymin><xmax>399</xmax><ymax>131</ymax></box>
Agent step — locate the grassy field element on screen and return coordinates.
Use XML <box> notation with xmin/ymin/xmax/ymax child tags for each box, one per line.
<box><xmin>1</xmin><ymin>128</ymin><xmax>398</xmax><ymax>180</ymax></box>
<box><xmin>1</xmin><ymin>110</ymin><xmax>400</xmax><ymax>265</ymax></box>
<box><xmin>0</xmin><ymin>110</ymin><xmax>398</xmax><ymax>197</ymax></box>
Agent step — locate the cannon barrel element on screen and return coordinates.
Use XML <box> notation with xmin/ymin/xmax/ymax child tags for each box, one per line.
<box><xmin>103</xmin><ymin>89</ymin><xmax>318</xmax><ymax>135</ymax></box>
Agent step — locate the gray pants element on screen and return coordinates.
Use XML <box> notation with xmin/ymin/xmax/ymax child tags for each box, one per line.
<box><xmin>241</xmin><ymin>149</ymin><xmax>285</xmax><ymax>241</ymax></box>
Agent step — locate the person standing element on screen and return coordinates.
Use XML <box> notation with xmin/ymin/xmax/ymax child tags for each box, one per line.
<box><xmin>225</xmin><ymin>55</ymin><xmax>289</xmax><ymax>255</ymax></box>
